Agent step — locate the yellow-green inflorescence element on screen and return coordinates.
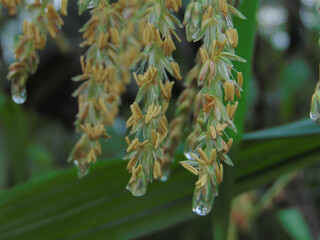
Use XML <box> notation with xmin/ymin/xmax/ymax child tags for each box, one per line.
<box><xmin>181</xmin><ymin>0</ymin><xmax>246</xmax><ymax>216</ymax></box>
<box><xmin>310</xmin><ymin>67</ymin><xmax>320</xmax><ymax>123</ymax></box>
<box><xmin>310</xmin><ymin>4</ymin><xmax>320</xmax><ymax>123</ymax></box>
<box><xmin>162</xmin><ymin>64</ymin><xmax>199</xmax><ymax>180</ymax></box>
<box><xmin>69</xmin><ymin>0</ymin><xmax>142</xmax><ymax>177</ymax></box>
<box><xmin>2</xmin><ymin>0</ymin><xmax>249</xmax><ymax>216</ymax></box>
<box><xmin>124</xmin><ymin>0</ymin><xmax>183</xmax><ymax>196</ymax></box>
<box><xmin>5</xmin><ymin>0</ymin><xmax>67</xmax><ymax>104</ymax></box>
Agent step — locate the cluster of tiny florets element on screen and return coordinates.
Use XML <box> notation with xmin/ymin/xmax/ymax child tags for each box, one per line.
<box><xmin>124</xmin><ymin>0</ymin><xmax>183</xmax><ymax>196</ymax></box>
<box><xmin>5</xmin><ymin>0</ymin><xmax>67</xmax><ymax>104</ymax></box>
<box><xmin>180</xmin><ymin>0</ymin><xmax>246</xmax><ymax>215</ymax></box>
<box><xmin>69</xmin><ymin>0</ymin><xmax>142</xmax><ymax>177</ymax></box>
<box><xmin>2</xmin><ymin>0</ymin><xmax>247</xmax><ymax>216</ymax></box>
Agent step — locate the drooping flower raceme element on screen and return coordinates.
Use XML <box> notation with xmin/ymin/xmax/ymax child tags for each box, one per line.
<box><xmin>69</xmin><ymin>0</ymin><xmax>141</xmax><ymax>177</ymax></box>
<box><xmin>310</xmin><ymin>4</ymin><xmax>320</xmax><ymax>123</ymax></box>
<box><xmin>162</xmin><ymin>64</ymin><xmax>199</xmax><ymax>179</ymax></box>
<box><xmin>124</xmin><ymin>0</ymin><xmax>182</xmax><ymax>196</ymax></box>
<box><xmin>2</xmin><ymin>0</ymin><xmax>250</xmax><ymax>217</ymax></box>
<box><xmin>6</xmin><ymin>0</ymin><xmax>67</xmax><ymax>104</ymax></box>
<box><xmin>311</xmin><ymin>80</ymin><xmax>320</xmax><ymax>124</ymax></box>
<box><xmin>180</xmin><ymin>0</ymin><xmax>246</xmax><ymax>216</ymax></box>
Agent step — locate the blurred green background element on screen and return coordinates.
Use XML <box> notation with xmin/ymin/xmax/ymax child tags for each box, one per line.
<box><xmin>0</xmin><ymin>0</ymin><xmax>319</xmax><ymax>239</ymax></box>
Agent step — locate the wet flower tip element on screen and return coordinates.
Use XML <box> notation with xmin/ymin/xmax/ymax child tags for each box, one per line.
<box><xmin>74</xmin><ymin>159</ymin><xmax>90</xmax><ymax>178</ymax></box>
<box><xmin>310</xmin><ymin>92</ymin><xmax>320</xmax><ymax>124</ymax></box>
<box><xmin>192</xmin><ymin>205</ymin><xmax>212</xmax><ymax>216</ymax></box>
<box><xmin>126</xmin><ymin>170</ymin><xmax>148</xmax><ymax>197</ymax></box>
<box><xmin>11</xmin><ymin>83</ymin><xmax>27</xmax><ymax>104</ymax></box>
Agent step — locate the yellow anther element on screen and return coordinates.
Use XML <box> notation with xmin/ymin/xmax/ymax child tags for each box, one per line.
<box><xmin>210</xmin><ymin>149</ymin><xmax>217</xmax><ymax>164</ymax></box>
<box><xmin>218</xmin><ymin>0</ymin><xmax>229</xmax><ymax>16</ymax></box>
<box><xmin>197</xmin><ymin>148</ymin><xmax>210</xmax><ymax>164</ymax></box>
<box><xmin>180</xmin><ymin>162</ymin><xmax>198</xmax><ymax>175</ymax></box>
<box><xmin>109</xmin><ymin>28</ymin><xmax>120</xmax><ymax>46</ymax></box>
<box><xmin>237</xmin><ymin>72</ymin><xmax>243</xmax><ymax>88</ymax></box>
<box><xmin>225</xmin><ymin>28</ymin><xmax>238</xmax><ymax>48</ymax></box>
<box><xmin>224</xmin><ymin>81</ymin><xmax>235</xmax><ymax>102</ymax></box>
<box><xmin>170</xmin><ymin>62</ymin><xmax>182</xmax><ymax>80</ymax></box>
<box><xmin>153</xmin><ymin>161</ymin><xmax>162</xmax><ymax>179</ymax></box>
<box><xmin>61</xmin><ymin>0</ymin><xmax>68</xmax><ymax>16</ymax></box>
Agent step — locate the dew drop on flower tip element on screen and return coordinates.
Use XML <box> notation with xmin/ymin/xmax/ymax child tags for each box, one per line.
<box><xmin>310</xmin><ymin>111</ymin><xmax>320</xmax><ymax>124</ymax></box>
<box><xmin>192</xmin><ymin>184</ymin><xmax>215</xmax><ymax>216</ymax></box>
<box><xmin>160</xmin><ymin>174</ymin><xmax>169</xmax><ymax>182</ymax></box>
<box><xmin>11</xmin><ymin>87</ymin><xmax>27</xmax><ymax>104</ymax></box>
<box><xmin>160</xmin><ymin>162</ymin><xmax>170</xmax><ymax>182</ymax></box>
<box><xmin>192</xmin><ymin>205</ymin><xmax>212</xmax><ymax>216</ymax></box>
<box><xmin>310</xmin><ymin>94</ymin><xmax>320</xmax><ymax>124</ymax></box>
<box><xmin>184</xmin><ymin>152</ymin><xmax>193</xmax><ymax>160</ymax></box>
<box><xmin>192</xmin><ymin>31</ymin><xmax>199</xmax><ymax>40</ymax></box>
<box><xmin>126</xmin><ymin>181</ymin><xmax>147</xmax><ymax>197</ymax></box>
<box><xmin>126</xmin><ymin>172</ymin><xmax>148</xmax><ymax>197</ymax></box>
<box><xmin>192</xmin><ymin>193</ymin><xmax>213</xmax><ymax>216</ymax></box>
<box><xmin>74</xmin><ymin>160</ymin><xmax>89</xmax><ymax>178</ymax></box>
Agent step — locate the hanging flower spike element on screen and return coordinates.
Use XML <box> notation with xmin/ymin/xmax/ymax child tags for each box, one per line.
<box><xmin>7</xmin><ymin>0</ymin><xmax>67</xmax><ymax>104</ymax></box>
<box><xmin>0</xmin><ymin>0</ymin><xmax>21</xmax><ymax>16</ymax></box>
<box><xmin>182</xmin><ymin>0</ymin><xmax>246</xmax><ymax>216</ymax></box>
<box><xmin>124</xmin><ymin>0</ymin><xmax>182</xmax><ymax>196</ymax></box>
<box><xmin>310</xmin><ymin>67</ymin><xmax>320</xmax><ymax>123</ymax></box>
<box><xmin>310</xmin><ymin>4</ymin><xmax>320</xmax><ymax>123</ymax></box>
<box><xmin>69</xmin><ymin>0</ymin><xmax>140</xmax><ymax>177</ymax></box>
<box><xmin>162</xmin><ymin>64</ymin><xmax>199</xmax><ymax>180</ymax></box>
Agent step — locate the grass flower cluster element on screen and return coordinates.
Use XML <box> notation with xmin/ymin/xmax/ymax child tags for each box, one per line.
<box><xmin>162</xmin><ymin>64</ymin><xmax>199</xmax><ymax>177</ymax></box>
<box><xmin>5</xmin><ymin>0</ymin><xmax>67</xmax><ymax>104</ymax></box>
<box><xmin>2</xmin><ymin>0</ymin><xmax>251</xmax><ymax>216</ymax></box>
<box><xmin>124</xmin><ymin>0</ymin><xmax>183</xmax><ymax>196</ymax></box>
<box><xmin>310</xmin><ymin>4</ymin><xmax>320</xmax><ymax>124</ymax></box>
<box><xmin>180</xmin><ymin>0</ymin><xmax>246</xmax><ymax>215</ymax></box>
<box><xmin>69</xmin><ymin>0</ymin><xmax>142</xmax><ymax>177</ymax></box>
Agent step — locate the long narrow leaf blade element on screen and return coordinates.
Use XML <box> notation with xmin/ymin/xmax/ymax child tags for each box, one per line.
<box><xmin>0</xmin><ymin>120</ymin><xmax>319</xmax><ymax>239</ymax></box>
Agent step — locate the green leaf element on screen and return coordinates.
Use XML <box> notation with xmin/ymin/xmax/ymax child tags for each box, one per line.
<box><xmin>0</xmin><ymin>118</ymin><xmax>319</xmax><ymax>239</ymax></box>
<box><xmin>235</xmin><ymin>133</ymin><xmax>320</xmax><ymax>195</ymax></box>
<box><xmin>243</xmin><ymin>119</ymin><xmax>320</xmax><ymax>140</ymax></box>
<box><xmin>278</xmin><ymin>208</ymin><xmax>313</xmax><ymax>240</ymax></box>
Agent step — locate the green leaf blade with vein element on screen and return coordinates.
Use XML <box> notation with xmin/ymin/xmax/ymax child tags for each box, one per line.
<box><xmin>0</xmin><ymin>119</ymin><xmax>319</xmax><ymax>239</ymax></box>
<box><xmin>278</xmin><ymin>208</ymin><xmax>313</xmax><ymax>240</ymax></box>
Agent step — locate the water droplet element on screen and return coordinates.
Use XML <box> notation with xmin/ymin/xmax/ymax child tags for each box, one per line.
<box><xmin>160</xmin><ymin>160</ymin><xmax>171</xmax><ymax>182</ymax></box>
<box><xmin>160</xmin><ymin>171</ymin><xmax>169</xmax><ymax>182</ymax></box>
<box><xmin>193</xmin><ymin>205</ymin><xmax>212</xmax><ymax>216</ymax></box>
<box><xmin>184</xmin><ymin>152</ymin><xmax>193</xmax><ymax>160</ymax></box>
<box><xmin>184</xmin><ymin>150</ymin><xmax>200</xmax><ymax>161</ymax></box>
<box><xmin>87</xmin><ymin>1</ymin><xmax>95</xmax><ymax>9</ymax></box>
<box><xmin>310</xmin><ymin>111</ymin><xmax>320</xmax><ymax>123</ymax></box>
<box><xmin>310</xmin><ymin>93</ymin><xmax>320</xmax><ymax>124</ymax></box>
<box><xmin>126</xmin><ymin>171</ymin><xmax>148</xmax><ymax>197</ymax></box>
<box><xmin>11</xmin><ymin>86</ymin><xmax>27</xmax><ymax>104</ymax></box>
<box><xmin>74</xmin><ymin>160</ymin><xmax>89</xmax><ymax>178</ymax></box>
<box><xmin>192</xmin><ymin>180</ymin><xmax>216</xmax><ymax>216</ymax></box>
<box><xmin>126</xmin><ymin>180</ymin><xmax>147</xmax><ymax>197</ymax></box>
<box><xmin>192</xmin><ymin>28</ymin><xmax>200</xmax><ymax>40</ymax></box>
